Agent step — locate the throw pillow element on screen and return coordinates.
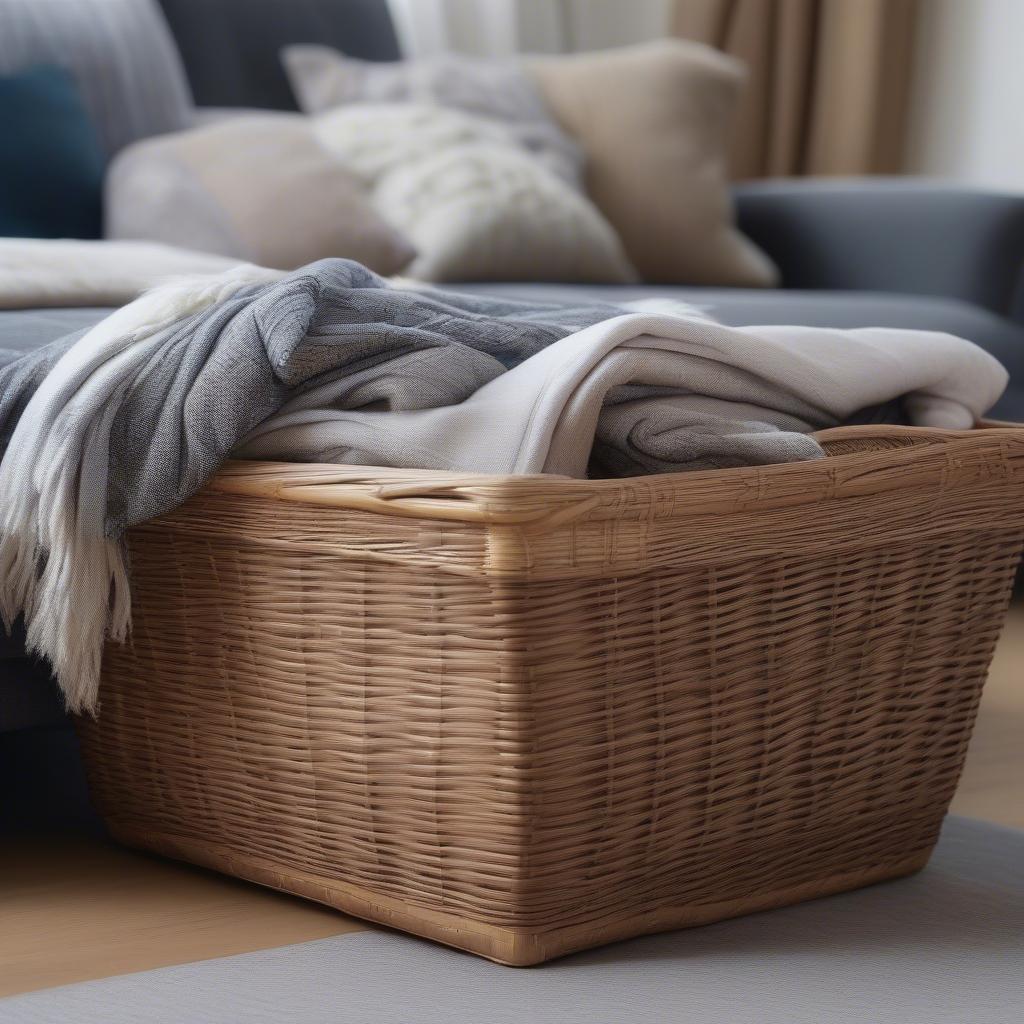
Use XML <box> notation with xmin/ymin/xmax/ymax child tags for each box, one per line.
<box><xmin>105</xmin><ymin>114</ymin><xmax>416</xmax><ymax>275</ymax></box>
<box><xmin>0</xmin><ymin>0</ymin><xmax>193</xmax><ymax>156</ymax></box>
<box><xmin>313</xmin><ymin>104</ymin><xmax>638</xmax><ymax>284</ymax></box>
<box><xmin>282</xmin><ymin>46</ymin><xmax>584</xmax><ymax>185</ymax></box>
<box><xmin>527</xmin><ymin>40</ymin><xmax>778</xmax><ymax>287</ymax></box>
<box><xmin>0</xmin><ymin>65</ymin><xmax>105</xmax><ymax>239</ymax></box>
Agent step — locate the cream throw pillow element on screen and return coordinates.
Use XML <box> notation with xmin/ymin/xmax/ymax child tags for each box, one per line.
<box><xmin>314</xmin><ymin>105</ymin><xmax>638</xmax><ymax>284</ymax></box>
<box><xmin>283</xmin><ymin>45</ymin><xmax>584</xmax><ymax>186</ymax></box>
<box><xmin>105</xmin><ymin>113</ymin><xmax>416</xmax><ymax>274</ymax></box>
<box><xmin>527</xmin><ymin>40</ymin><xmax>778</xmax><ymax>287</ymax></box>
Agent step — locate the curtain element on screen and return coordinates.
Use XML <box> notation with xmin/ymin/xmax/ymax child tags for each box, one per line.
<box><xmin>670</xmin><ymin>0</ymin><xmax>918</xmax><ymax>178</ymax></box>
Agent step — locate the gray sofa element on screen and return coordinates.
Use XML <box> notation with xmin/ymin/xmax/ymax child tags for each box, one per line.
<box><xmin>2</xmin><ymin>0</ymin><xmax>1024</xmax><ymax>823</ymax></box>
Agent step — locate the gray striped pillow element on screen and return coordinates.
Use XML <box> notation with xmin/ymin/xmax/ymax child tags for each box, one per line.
<box><xmin>0</xmin><ymin>0</ymin><xmax>193</xmax><ymax>156</ymax></box>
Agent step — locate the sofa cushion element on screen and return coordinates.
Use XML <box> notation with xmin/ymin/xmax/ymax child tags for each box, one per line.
<box><xmin>283</xmin><ymin>46</ymin><xmax>584</xmax><ymax>187</ymax></box>
<box><xmin>0</xmin><ymin>653</ymin><xmax>65</xmax><ymax>735</ymax></box>
<box><xmin>313</xmin><ymin>104</ymin><xmax>637</xmax><ymax>284</ymax></box>
<box><xmin>0</xmin><ymin>0</ymin><xmax>193</xmax><ymax>156</ymax></box>
<box><xmin>527</xmin><ymin>41</ymin><xmax>778</xmax><ymax>289</ymax></box>
<box><xmin>0</xmin><ymin>65</ymin><xmax>106</xmax><ymax>239</ymax></box>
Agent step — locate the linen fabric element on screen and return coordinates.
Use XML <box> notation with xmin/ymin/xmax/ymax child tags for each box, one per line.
<box><xmin>283</xmin><ymin>46</ymin><xmax>584</xmax><ymax>185</ymax></box>
<box><xmin>105</xmin><ymin>114</ymin><xmax>416</xmax><ymax>274</ymax></box>
<box><xmin>0</xmin><ymin>0</ymin><xmax>193</xmax><ymax>156</ymax></box>
<box><xmin>527</xmin><ymin>39</ymin><xmax>778</xmax><ymax>287</ymax></box>
<box><xmin>0</xmin><ymin>258</ymin><xmax>1007</xmax><ymax>712</ymax></box>
<box><xmin>313</xmin><ymin>104</ymin><xmax>637</xmax><ymax>284</ymax></box>
<box><xmin>0</xmin><ymin>66</ymin><xmax>106</xmax><ymax>239</ymax></box>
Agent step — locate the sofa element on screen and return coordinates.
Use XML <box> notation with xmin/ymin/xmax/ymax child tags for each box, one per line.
<box><xmin>2</xmin><ymin>0</ymin><xmax>1024</xmax><ymax>825</ymax></box>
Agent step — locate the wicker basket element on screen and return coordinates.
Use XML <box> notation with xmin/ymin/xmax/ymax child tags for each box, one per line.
<box><xmin>77</xmin><ymin>423</ymin><xmax>1024</xmax><ymax>965</ymax></box>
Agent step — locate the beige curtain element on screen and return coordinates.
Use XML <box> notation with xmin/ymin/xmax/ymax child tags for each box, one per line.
<box><xmin>671</xmin><ymin>0</ymin><xmax>918</xmax><ymax>178</ymax></box>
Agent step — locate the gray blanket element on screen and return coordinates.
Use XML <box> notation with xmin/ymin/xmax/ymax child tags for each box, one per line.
<box><xmin>0</xmin><ymin>261</ymin><xmax>628</xmax><ymax>534</ymax></box>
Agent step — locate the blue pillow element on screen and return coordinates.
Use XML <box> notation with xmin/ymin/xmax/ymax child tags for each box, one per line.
<box><xmin>0</xmin><ymin>65</ymin><xmax>106</xmax><ymax>239</ymax></box>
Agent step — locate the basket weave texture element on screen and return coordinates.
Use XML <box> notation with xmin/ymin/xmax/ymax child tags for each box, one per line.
<box><xmin>78</xmin><ymin>424</ymin><xmax>1024</xmax><ymax>965</ymax></box>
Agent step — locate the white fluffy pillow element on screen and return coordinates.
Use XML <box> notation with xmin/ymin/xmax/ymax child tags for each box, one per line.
<box><xmin>313</xmin><ymin>104</ymin><xmax>637</xmax><ymax>284</ymax></box>
<box><xmin>283</xmin><ymin>45</ymin><xmax>584</xmax><ymax>185</ymax></box>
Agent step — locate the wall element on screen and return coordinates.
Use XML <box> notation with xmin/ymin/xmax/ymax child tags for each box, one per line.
<box><xmin>907</xmin><ymin>0</ymin><xmax>1024</xmax><ymax>189</ymax></box>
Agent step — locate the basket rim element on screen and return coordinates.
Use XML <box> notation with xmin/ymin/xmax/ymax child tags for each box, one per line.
<box><xmin>202</xmin><ymin>423</ymin><xmax>1024</xmax><ymax>527</ymax></box>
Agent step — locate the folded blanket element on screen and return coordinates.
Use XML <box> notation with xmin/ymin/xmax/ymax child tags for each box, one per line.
<box><xmin>0</xmin><ymin>258</ymin><xmax>1008</xmax><ymax>713</ymax></box>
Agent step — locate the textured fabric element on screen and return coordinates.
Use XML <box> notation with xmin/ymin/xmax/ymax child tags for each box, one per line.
<box><xmin>527</xmin><ymin>40</ymin><xmax>778</xmax><ymax>287</ymax></box>
<box><xmin>157</xmin><ymin>0</ymin><xmax>401</xmax><ymax>110</ymax></box>
<box><xmin>239</xmin><ymin>304</ymin><xmax>1005</xmax><ymax>475</ymax></box>
<box><xmin>0</xmin><ymin>0</ymin><xmax>192</xmax><ymax>156</ymax></box>
<box><xmin>313</xmin><ymin>104</ymin><xmax>636</xmax><ymax>284</ymax></box>
<box><xmin>671</xmin><ymin>0</ymin><xmax>919</xmax><ymax>178</ymax></box>
<box><xmin>105</xmin><ymin>114</ymin><xmax>416</xmax><ymax>274</ymax></box>
<box><xmin>0</xmin><ymin>65</ymin><xmax>105</xmax><ymax>239</ymax></box>
<box><xmin>0</xmin><ymin>259</ymin><xmax>1008</xmax><ymax>711</ymax></box>
<box><xmin>3</xmin><ymin>816</ymin><xmax>1021</xmax><ymax>1023</ymax></box>
<box><xmin>283</xmin><ymin>46</ymin><xmax>585</xmax><ymax>185</ymax></box>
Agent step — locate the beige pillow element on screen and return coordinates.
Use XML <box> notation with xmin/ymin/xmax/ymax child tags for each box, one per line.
<box><xmin>104</xmin><ymin>113</ymin><xmax>415</xmax><ymax>274</ymax></box>
<box><xmin>314</xmin><ymin>104</ymin><xmax>638</xmax><ymax>284</ymax></box>
<box><xmin>527</xmin><ymin>40</ymin><xmax>778</xmax><ymax>287</ymax></box>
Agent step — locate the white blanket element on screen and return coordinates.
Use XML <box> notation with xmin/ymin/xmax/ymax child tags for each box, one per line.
<box><xmin>0</xmin><ymin>238</ymin><xmax>251</xmax><ymax>309</ymax></box>
<box><xmin>240</xmin><ymin>312</ymin><xmax>1007</xmax><ymax>476</ymax></box>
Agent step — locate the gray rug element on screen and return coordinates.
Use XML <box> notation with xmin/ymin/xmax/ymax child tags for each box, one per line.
<box><xmin>3</xmin><ymin>816</ymin><xmax>1022</xmax><ymax>1024</ymax></box>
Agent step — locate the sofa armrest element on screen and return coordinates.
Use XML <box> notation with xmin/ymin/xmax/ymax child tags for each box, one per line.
<box><xmin>734</xmin><ymin>178</ymin><xmax>1024</xmax><ymax>317</ymax></box>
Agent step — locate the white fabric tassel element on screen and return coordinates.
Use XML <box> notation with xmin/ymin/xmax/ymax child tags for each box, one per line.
<box><xmin>0</xmin><ymin>264</ymin><xmax>280</xmax><ymax>714</ymax></box>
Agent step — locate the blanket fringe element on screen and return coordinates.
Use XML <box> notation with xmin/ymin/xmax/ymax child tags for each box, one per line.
<box><xmin>0</xmin><ymin>263</ymin><xmax>280</xmax><ymax>713</ymax></box>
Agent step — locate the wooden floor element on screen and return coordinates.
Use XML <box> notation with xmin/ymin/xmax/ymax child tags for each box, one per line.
<box><xmin>2</xmin><ymin>607</ymin><xmax>1022</xmax><ymax>998</ymax></box>
<box><xmin>0</xmin><ymin>837</ymin><xmax>368</xmax><ymax>998</ymax></box>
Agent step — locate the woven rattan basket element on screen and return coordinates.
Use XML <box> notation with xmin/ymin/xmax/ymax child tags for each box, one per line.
<box><xmin>77</xmin><ymin>423</ymin><xmax>1024</xmax><ymax>965</ymax></box>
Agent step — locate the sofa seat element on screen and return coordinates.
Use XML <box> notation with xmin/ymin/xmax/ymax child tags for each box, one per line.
<box><xmin>1</xmin><ymin>623</ymin><xmax>65</xmax><ymax>732</ymax></box>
